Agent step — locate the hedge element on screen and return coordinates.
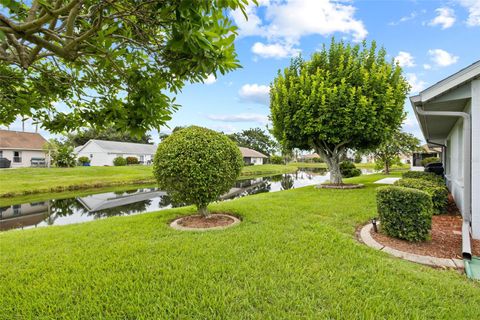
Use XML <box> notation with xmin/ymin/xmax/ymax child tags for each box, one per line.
<box><xmin>421</xmin><ymin>157</ymin><xmax>441</xmax><ymax>167</ymax></box>
<box><xmin>394</xmin><ymin>178</ymin><xmax>448</xmax><ymax>214</ymax></box>
<box><xmin>126</xmin><ymin>157</ymin><xmax>139</xmax><ymax>165</ymax></box>
<box><xmin>340</xmin><ymin>161</ymin><xmax>361</xmax><ymax>178</ymax></box>
<box><xmin>402</xmin><ymin>171</ymin><xmax>444</xmax><ymax>185</ymax></box>
<box><xmin>377</xmin><ymin>186</ymin><xmax>433</xmax><ymax>242</ymax></box>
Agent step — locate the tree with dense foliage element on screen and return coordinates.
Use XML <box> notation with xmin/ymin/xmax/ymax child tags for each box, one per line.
<box><xmin>66</xmin><ymin>128</ymin><xmax>152</xmax><ymax>146</ymax></box>
<box><xmin>228</xmin><ymin>128</ymin><xmax>278</xmax><ymax>156</ymax></box>
<box><xmin>0</xmin><ymin>0</ymin><xmax>250</xmax><ymax>134</ymax></box>
<box><xmin>270</xmin><ymin>39</ymin><xmax>409</xmax><ymax>184</ymax></box>
<box><xmin>153</xmin><ymin>126</ymin><xmax>243</xmax><ymax>217</ymax></box>
<box><xmin>373</xmin><ymin>130</ymin><xmax>420</xmax><ymax>174</ymax></box>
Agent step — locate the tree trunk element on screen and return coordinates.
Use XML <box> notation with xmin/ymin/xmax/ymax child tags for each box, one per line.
<box><xmin>327</xmin><ymin>158</ymin><xmax>343</xmax><ymax>185</ymax></box>
<box><xmin>198</xmin><ymin>205</ymin><xmax>209</xmax><ymax>218</ymax></box>
<box><xmin>384</xmin><ymin>161</ymin><xmax>390</xmax><ymax>175</ymax></box>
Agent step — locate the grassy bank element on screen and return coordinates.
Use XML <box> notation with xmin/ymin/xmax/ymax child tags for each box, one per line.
<box><xmin>1</xmin><ymin>173</ymin><xmax>479</xmax><ymax>319</ymax></box>
<box><xmin>0</xmin><ymin>164</ymin><xmax>298</xmax><ymax>198</ymax></box>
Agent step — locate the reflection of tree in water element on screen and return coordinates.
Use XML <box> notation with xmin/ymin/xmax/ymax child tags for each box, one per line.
<box><xmin>268</xmin><ymin>174</ymin><xmax>283</xmax><ymax>182</ymax></box>
<box><xmin>91</xmin><ymin>200</ymin><xmax>152</xmax><ymax>218</ymax></box>
<box><xmin>281</xmin><ymin>175</ymin><xmax>294</xmax><ymax>190</ymax></box>
<box><xmin>158</xmin><ymin>194</ymin><xmax>184</xmax><ymax>208</ymax></box>
<box><xmin>245</xmin><ymin>181</ymin><xmax>271</xmax><ymax>195</ymax></box>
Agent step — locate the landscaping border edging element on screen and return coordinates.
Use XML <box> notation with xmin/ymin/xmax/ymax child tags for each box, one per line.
<box><xmin>170</xmin><ymin>214</ymin><xmax>241</xmax><ymax>231</ymax></box>
<box><xmin>316</xmin><ymin>184</ymin><xmax>364</xmax><ymax>189</ymax></box>
<box><xmin>359</xmin><ymin>222</ymin><xmax>464</xmax><ymax>268</ymax></box>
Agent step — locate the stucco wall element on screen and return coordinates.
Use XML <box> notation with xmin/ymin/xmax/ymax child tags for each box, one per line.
<box><xmin>0</xmin><ymin>149</ymin><xmax>46</xmax><ymax>168</ymax></box>
<box><xmin>446</xmin><ymin>116</ymin><xmax>465</xmax><ymax>213</ymax></box>
<box><xmin>471</xmin><ymin>80</ymin><xmax>480</xmax><ymax>239</ymax></box>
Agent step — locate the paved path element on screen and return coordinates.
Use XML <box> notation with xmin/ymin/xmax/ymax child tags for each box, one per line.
<box><xmin>373</xmin><ymin>177</ymin><xmax>400</xmax><ymax>184</ymax></box>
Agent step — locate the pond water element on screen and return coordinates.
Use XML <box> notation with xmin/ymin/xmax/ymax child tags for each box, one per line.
<box><xmin>0</xmin><ymin>168</ymin><xmax>375</xmax><ymax>231</ymax></box>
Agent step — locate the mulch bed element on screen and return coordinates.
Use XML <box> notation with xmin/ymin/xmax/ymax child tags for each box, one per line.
<box><xmin>371</xmin><ymin>196</ymin><xmax>480</xmax><ymax>259</ymax></box>
<box><xmin>317</xmin><ymin>183</ymin><xmax>364</xmax><ymax>189</ymax></box>
<box><xmin>177</xmin><ymin>213</ymin><xmax>236</xmax><ymax>229</ymax></box>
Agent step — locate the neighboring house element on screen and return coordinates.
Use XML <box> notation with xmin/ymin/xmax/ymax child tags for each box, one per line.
<box><xmin>239</xmin><ymin>147</ymin><xmax>267</xmax><ymax>165</ymax></box>
<box><xmin>0</xmin><ymin>130</ymin><xmax>47</xmax><ymax>168</ymax></box>
<box><xmin>299</xmin><ymin>153</ymin><xmax>321</xmax><ymax>162</ymax></box>
<box><xmin>411</xmin><ymin>61</ymin><xmax>480</xmax><ymax>249</ymax></box>
<box><xmin>75</xmin><ymin>139</ymin><xmax>157</xmax><ymax>166</ymax></box>
<box><xmin>411</xmin><ymin>144</ymin><xmax>442</xmax><ymax>166</ymax></box>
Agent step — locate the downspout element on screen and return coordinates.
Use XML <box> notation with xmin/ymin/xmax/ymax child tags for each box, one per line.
<box><xmin>415</xmin><ymin>107</ymin><xmax>472</xmax><ymax>260</ymax></box>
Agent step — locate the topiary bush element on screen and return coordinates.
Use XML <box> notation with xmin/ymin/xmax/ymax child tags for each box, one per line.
<box><xmin>421</xmin><ymin>157</ymin><xmax>441</xmax><ymax>167</ymax></box>
<box><xmin>394</xmin><ymin>178</ymin><xmax>448</xmax><ymax>214</ymax></box>
<box><xmin>126</xmin><ymin>156</ymin><xmax>139</xmax><ymax>165</ymax></box>
<box><xmin>376</xmin><ymin>186</ymin><xmax>433</xmax><ymax>242</ymax></box>
<box><xmin>153</xmin><ymin>126</ymin><xmax>243</xmax><ymax>217</ymax></box>
<box><xmin>339</xmin><ymin>161</ymin><xmax>361</xmax><ymax>178</ymax></box>
<box><xmin>77</xmin><ymin>156</ymin><xmax>90</xmax><ymax>166</ymax></box>
<box><xmin>113</xmin><ymin>156</ymin><xmax>127</xmax><ymax>166</ymax></box>
<box><xmin>402</xmin><ymin>171</ymin><xmax>444</xmax><ymax>185</ymax></box>
<box><xmin>269</xmin><ymin>155</ymin><xmax>284</xmax><ymax>165</ymax></box>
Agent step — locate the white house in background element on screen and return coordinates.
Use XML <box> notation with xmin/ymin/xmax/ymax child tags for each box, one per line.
<box><xmin>239</xmin><ymin>147</ymin><xmax>267</xmax><ymax>165</ymax></box>
<box><xmin>75</xmin><ymin>139</ymin><xmax>157</xmax><ymax>166</ymax></box>
<box><xmin>411</xmin><ymin>60</ymin><xmax>479</xmax><ymax>255</ymax></box>
<box><xmin>0</xmin><ymin>130</ymin><xmax>47</xmax><ymax>168</ymax></box>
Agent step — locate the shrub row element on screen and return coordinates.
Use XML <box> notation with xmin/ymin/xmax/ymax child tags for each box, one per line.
<box><xmin>377</xmin><ymin>186</ymin><xmax>433</xmax><ymax>242</ymax></box>
<box><xmin>402</xmin><ymin>171</ymin><xmax>444</xmax><ymax>185</ymax></box>
<box><xmin>394</xmin><ymin>178</ymin><xmax>448</xmax><ymax>214</ymax></box>
<box><xmin>421</xmin><ymin>157</ymin><xmax>441</xmax><ymax>167</ymax></box>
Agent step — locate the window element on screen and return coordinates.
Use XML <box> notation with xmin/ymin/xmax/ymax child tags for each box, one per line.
<box><xmin>13</xmin><ymin>151</ymin><xmax>22</xmax><ymax>163</ymax></box>
<box><xmin>0</xmin><ymin>150</ymin><xmax>3</xmax><ymax>158</ymax></box>
<box><xmin>90</xmin><ymin>154</ymin><xmax>93</xmax><ymax>159</ymax></box>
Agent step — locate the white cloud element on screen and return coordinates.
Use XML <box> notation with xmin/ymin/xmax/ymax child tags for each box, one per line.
<box><xmin>394</xmin><ymin>51</ymin><xmax>416</xmax><ymax>67</ymax></box>
<box><xmin>406</xmin><ymin>73</ymin><xmax>427</xmax><ymax>93</ymax></box>
<box><xmin>428</xmin><ymin>49</ymin><xmax>459</xmax><ymax>67</ymax></box>
<box><xmin>429</xmin><ymin>7</ymin><xmax>456</xmax><ymax>29</ymax></box>
<box><xmin>389</xmin><ymin>12</ymin><xmax>418</xmax><ymax>26</ymax></box>
<box><xmin>232</xmin><ymin>0</ymin><xmax>368</xmax><ymax>59</ymax></box>
<box><xmin>207</xmin><ymin>113</ymin><xmax>269</xmax><ymax>124</ymax></box>
<box><xmin>458</xmin><ymin>0</ymin><xmax>480</xmax><ymax>26</ymax></box>
<box><xmin>251</xmin><ymin>42</ymin><xmax>300</xmax><ymax>59</ymax></box>
<box><xmin>203</xmin><ymin>74</ymin><xmax>216</xmax><ymax>85</ymax></box>
<box><xmin>210</xmin><ymin>124</ymin><xmax>237</xmax><ymax>134</ymax></box>
<box><xmin>238</xmin><ymin>84</ymin><xmax>270</xmax><ymax>104</ymax></box>
<box><xmin>423</xmin><ymin>64</ymin><xmax>432</xmax><ymax>70</ymax></box>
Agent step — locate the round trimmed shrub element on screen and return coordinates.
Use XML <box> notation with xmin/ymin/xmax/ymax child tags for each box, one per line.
<box><xmin>113</xmin><ymin>156</ymin><xmax>127</xmax><ymax>166</ymax></box>
<box><xmin>394</xmin><ymin>178</ymin><xmax>448</xmax><ymax>214</ymax></box>
<box><xmin>153</xmin><ymin>126</ymin><xmax>243</xmax><ymax>217</ymax></box>
<box><xmin>421</xmin><ymin>157</ymin><xmax>441</xmax><ymax>167</ymax></box>
<box><xmin>78</xmin><ymin>156</ymin><xmax>90</xmax><ymax>166</ymax></box>
<box><xmin>377</xmin><ymin>186</ymin><xmax>433</xmax><ymax>242</ymax></box>
<box><xmin>126</xmin><ymin>156</ymin><xmax>139</xmax><ymax>165</ymax></box>
<box><xmin>402</xmin><ymin>171</ymin><xmax>444</xmax><ymax>185</ymax></box>
<box><xmin>339</xmin><ymin>161</ymin><xmax>361</xmax><ymax>178</ymax></box>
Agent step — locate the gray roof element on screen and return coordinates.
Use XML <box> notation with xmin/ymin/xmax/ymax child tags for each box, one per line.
<box><xmin>78</xmin><ymin>139</ymin><xmax>157</xmax><ymax>155</ymax></box>
<box><xmin>239</xmin><ymin>147</ymin><xmax>267</xmax><ymax>158</ymax></box>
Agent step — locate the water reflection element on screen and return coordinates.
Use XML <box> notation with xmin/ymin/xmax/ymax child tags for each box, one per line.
<box><xmin>1</xmin><ymin>168</ymin><xmax>369</xmax><ymax>231</ymax></box>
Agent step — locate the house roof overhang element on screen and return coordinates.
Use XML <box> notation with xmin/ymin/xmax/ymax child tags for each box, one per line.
<box><xmin>411</xmin><ymin>60</ymin><xmax>480</xmax><ymax>144</ymax></box>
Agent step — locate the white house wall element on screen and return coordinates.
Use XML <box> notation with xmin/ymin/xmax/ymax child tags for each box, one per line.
<box><xmin>77</xmin><ymin>141</ymin><xmax>154</xmax><ymax>166</ymax></box>
<box><xmin>0</xmin><ymin>149</ymin><xmax>46</xmax><ymax>168</ymax></box>
<box><xmin>446</xmin><ymin>115</ymin><xmax>465</xmax><ymax>213</ymax></box>
<box><xmin>471</xmin><ymin>80</ymin><xmax>480</xmax><ymax>239</ymax></box>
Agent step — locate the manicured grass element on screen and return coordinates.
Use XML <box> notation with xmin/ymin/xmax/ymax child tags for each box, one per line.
<box><xmin>0</xmin><ymin>164</ymin><xmax>297</xmax><ymax>198</ymax></box>
<box><xmin>1</xmin><ymin>173</ymin><xmax>479</xmax><ymax>319</ymax></box>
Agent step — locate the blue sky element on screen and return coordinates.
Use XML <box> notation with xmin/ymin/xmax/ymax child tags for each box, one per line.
<box><xmin>4</xmin><ymin>0</ymin><xmax>480</xmax><ymax>143</ymax></box>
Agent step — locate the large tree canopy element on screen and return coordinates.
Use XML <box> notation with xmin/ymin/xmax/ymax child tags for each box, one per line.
<box><xmin>0</xmin><ymin>0</ymin><xmax>250</xmax><ymax>134</ymax></box>
<box><xmin>270</xmin><ymin>39</ymin><xmax>409</xmax><ymax>184</ymax></box>
<box><xmin>228</xmin><ymin>128</ymin><xmax>278</xmax><ymax>156</ymax></box>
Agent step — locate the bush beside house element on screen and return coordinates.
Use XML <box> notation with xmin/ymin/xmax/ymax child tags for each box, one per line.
<box><xmin>126</xmin><ymin>156</ymin><xmax>139</xmax><ymax>165</ymax></box>
<box><xmin>269</xmin><ymin>155</ymin><xmax>284</xmax><ymax>165</ymax></box>
<box><xmin>394</xmin><ymin>178</ymin><xmax>448</xmax><ymax>214</ymax></box>
<box><xmin>402</xmin><ymin>171</ymin><xmax>444</xmax><ymax>185</ymax></box>
<box><xmin>78</xmin><ymin>156</ymin><xmax>90</xmax><ymax>166</ymax></box>
<box><xmin>377</xmin><ymin>186</ymin><xmax>433</xmax><ymax>242</ymax></box>
<box><xmin>113</xmin><ymin>157</ymin><xmax>127</xmax><ymax>166</ymax></box>
<box><xmin>421</xmin><ymin>157</ymin><xmax>441</xmax><ymax>167</ymax></box>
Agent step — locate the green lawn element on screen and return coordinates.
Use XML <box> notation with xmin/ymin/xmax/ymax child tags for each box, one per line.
<box><xmin>0</xmin><ymin>164</ymin><xmax>297</xmax><ymax>198</ymax></box>
<box><xmin>1</xmin><ymin>173</ymin><xmax>479</xmax><ymax>319</ymax></box>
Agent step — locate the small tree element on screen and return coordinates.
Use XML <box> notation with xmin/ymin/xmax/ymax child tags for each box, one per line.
<box><xmin>270</xmin><ymin>39</ymin><xmax>409</xmax><ymax>184</ymax></box>
<box><xmin>153</xmin><ymin>126</ymin><xmax>243</xmax><ymax>217</ymax></box>
<box><xmin>228</xmin><ymin>128</ymin><xmax>279</xmax><ymax>156</ymax></box>
<box><xmin>373</xmin><ymin>130</ymin><xmax>420</xmax><ymax>174</ymax></box>
<box><xmin>52</xmin><ymin>144</ymin><xmax>76</xmax><ymax>168</ymax></box>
